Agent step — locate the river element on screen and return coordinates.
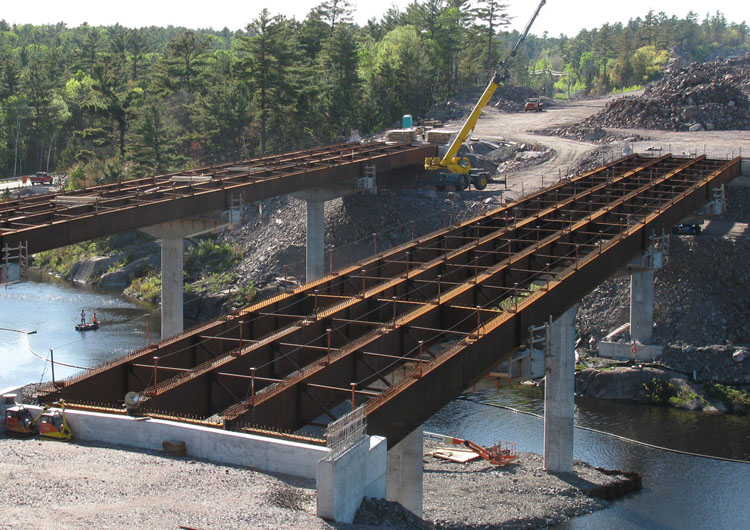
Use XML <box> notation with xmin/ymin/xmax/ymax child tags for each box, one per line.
<box><xmin>0</xmin><ymin>272</ymin><xmax>157</xmax><ymax>390</ymax></box>
<box><xmin>2</xmin><ymin>277</ymin><xmax>749</xmax><ymax>529</ymax></box>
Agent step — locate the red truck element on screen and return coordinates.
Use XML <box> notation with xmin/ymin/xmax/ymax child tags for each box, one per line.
<box><xmin>524</xmin><ymin>98</ymin><xmax>542</xmax><ymax>112</ymax></box>
<box><xmin>29</xmin><ymin>171</ymin><xmax>53</xmax><ymax>185</ymax></box>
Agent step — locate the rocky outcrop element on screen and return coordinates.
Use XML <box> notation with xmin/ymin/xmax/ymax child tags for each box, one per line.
<box><xmin>658</xmin><ymin>344</ymin><xmax>750</xmax><ymax>385</ymax></box>
<box><xmin>68</xmin><ymin>255</ymin><xmax>121</xmax><ymax>284</ymax></box>
<box><xmin>98</xmin><ymin>255</ymin><xmax>160</xmax><ymax>288</ymax></box>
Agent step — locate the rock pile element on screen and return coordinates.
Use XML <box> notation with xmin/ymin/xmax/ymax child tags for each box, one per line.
<box><xmin>659</xmin><ymin>344</ymin><xmax>750</xmax><ymax>385</ymax></box>
<box><xmin>425</xmin><ymin>85</ymin><xmax>541</xmax><ymax>123</ymax></box>
<box><xmin>581</xmin><ymin>54</ymin><xmax>750</xmax><ymax>131</ymax></box>
<box><xmin>534</xmin><ymin>124</ymin><xmax>648</xmax><ymax>144</ymax></box>
<box><xmin>222</xmin><ymin>191</ymin><xmax>494</xmax><ymax>302</ymax></box>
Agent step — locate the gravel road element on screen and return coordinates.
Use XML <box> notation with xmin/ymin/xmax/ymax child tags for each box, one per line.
<box><xmin>0</xmin><ymin>435</ymin><xmax>633</xmax><ymax>530</ymax></box>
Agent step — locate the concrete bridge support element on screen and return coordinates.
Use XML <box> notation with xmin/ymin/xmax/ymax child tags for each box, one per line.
<box><xmin>544</xmin><ymin>305</ymin><xmax>577</xmax><ymax>473</ymax></box>
<box><xmin>294</xmin><ymin>177</ymin><xmax>375</xmax><ymax>283</ymax></box>
<box><xmin>386</xmin><ymin>428</ymin><xmax>423</xmax><ymax>517</ymax></box>
<box><xmin>630</xmin><ymin>268</ymin><xmax>655</xmax><ymax>343</ymax></box>
<box><xmin>142</xmin><ymin>218</ymin><xmax>228</xmax><ymax>340</ymax></box>
<box><xmin>306</xmin><ymin>200</ymin><xmax>325</xmax><ymax>283</ymax></box>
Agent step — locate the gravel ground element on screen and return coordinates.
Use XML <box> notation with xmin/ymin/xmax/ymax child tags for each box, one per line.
<box><xmin>0</xmin><ymin>438</ymin><xmax>328</xmax><ymax>530</ymax></box>
<box><xmin>422</xmin><ymin>441</ymin><xmax>616</xmax><ymax>530</ymax></box>
<box><xmin>0</xmin><ymin>435</ymin><xmax>632</xmax><ymax>530</ymax></box>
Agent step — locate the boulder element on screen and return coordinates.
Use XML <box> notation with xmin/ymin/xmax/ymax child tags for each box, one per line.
<box><xmin>68</xmin><ymin>255</ymin><xmax>121</xmax><ymax>284</ymax></box>
<box><xmin>98</xmin><ymin>255</ymin><xmax>160</xmax><ymax>288</ymax></box>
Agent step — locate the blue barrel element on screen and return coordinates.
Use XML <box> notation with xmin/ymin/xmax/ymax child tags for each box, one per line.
<box><xmin>402</xmin><ymin>115</ymin><xmax>413</xmax><ymax>129</ymax></box>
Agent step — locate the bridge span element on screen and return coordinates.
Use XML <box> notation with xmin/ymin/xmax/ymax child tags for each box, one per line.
<box><xmin>0</xmin><ymin>141</ymin><xmax>432</xmax><ymax>254</ymax></box>
<box><xmin>40</xmin><ymin>153</ymin><xmax>739</xmax><ymax>447</ymax></box>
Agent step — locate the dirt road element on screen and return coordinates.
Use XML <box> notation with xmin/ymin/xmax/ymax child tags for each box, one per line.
<box><xmin>467</xmin><ymin>94</ymin><xmax>749</xmax><ymax>200</ymax></box>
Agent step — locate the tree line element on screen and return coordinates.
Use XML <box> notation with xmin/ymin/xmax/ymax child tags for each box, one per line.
<box><xmin>0</xmin><ymin>1</ymin><xmax>747</xmax><ymax>186</ymax></box>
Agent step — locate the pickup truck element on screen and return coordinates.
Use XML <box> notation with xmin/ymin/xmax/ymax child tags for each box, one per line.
<box><xmin>524</xmin><ymin>98</ymin><xmax>542</xmax><ymax>112</ymax></box>
<box><xmin>29</xmin><ymin>171</ymin><xmax>53</xmax><ymax>185</ymax></box>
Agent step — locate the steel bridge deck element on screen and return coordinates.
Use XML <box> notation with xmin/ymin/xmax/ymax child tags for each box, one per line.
<box><xmin>0</xmin><ymin>142</ymin><xmax>433</xmax><ymax>254</ymax></box>
<box><xmin>42</xmin><ymin>154</ymin><xmax>740</xmax><ymax>447</ymax></box>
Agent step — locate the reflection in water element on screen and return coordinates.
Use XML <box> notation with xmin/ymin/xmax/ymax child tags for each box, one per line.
<box><xmin>0</xmin><ymin>273</ymin><xmax>157</xmax><ymax>390</ymax></box>
<box><xmin>426</xmin><ymin>386</ymin><xmax>750</xmax><ymax>530</ymax></box>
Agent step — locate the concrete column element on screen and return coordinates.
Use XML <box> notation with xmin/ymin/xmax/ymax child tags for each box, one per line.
<box><xmin>306</xmin><ymin>199</ymin><xmax>325</xmax><ymax>283</ymax></box>
<box><xmin>161</xmin><ymin>233</ymin><xmax>184</xmax><ymax>340</ymax></box>
<box><xmin>544</xmin><ymin>305</ymin><xmax>577</xmax><ymax>473</ymax></box>
<box><xmin>386</xmin><ymin>428</ymin><xmax>423</xmax><ymax>517</ymax></box>
<box><xmin>630</xmin><ymin>268</ymin><xmax>655</xmax><ymax>343</ymax></box>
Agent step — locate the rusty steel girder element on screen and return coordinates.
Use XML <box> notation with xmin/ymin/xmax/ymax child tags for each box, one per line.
<box><xmin>45</xmin><ymin>155</ymin><xmax>740</xmax><ymax>447</ymax></box>
<box><xmin>0</xmin><ymin>142</ymin><xmax>435</xmax><ymax>254</ymax></box>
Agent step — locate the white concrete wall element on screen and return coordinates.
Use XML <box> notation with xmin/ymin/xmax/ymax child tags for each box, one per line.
<box><xmin>0</xmin><ymin>394</ymin><xmax>327</xmax><ymax>481</ymax></box>
<box><xmin>317</xmin><ymin>435</ymin><xmax>387</xmax><ymax>523</ymax></box>
<box><xmin>387</xmin><ymin>429</ymin><xmax>423</xmax><ymax>517</ymax></box>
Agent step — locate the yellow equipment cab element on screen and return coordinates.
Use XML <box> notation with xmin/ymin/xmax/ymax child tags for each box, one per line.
<box><xmin>38</xmin><ymin>401</ymin><xmax>73</xmax><ymax>442</ymax></box>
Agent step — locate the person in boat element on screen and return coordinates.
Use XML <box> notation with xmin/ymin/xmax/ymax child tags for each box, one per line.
<box><xmin>80</xmin><ymin>309</ymin><xmax>86</xmax><ymax>325</ymax></box>
<box><xmin>92</xmin><ymin>312</ymin><xmax>98</xmax><ymax>325</ymax></box>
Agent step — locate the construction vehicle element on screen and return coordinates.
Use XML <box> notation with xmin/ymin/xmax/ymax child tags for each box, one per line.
<box><xmin>437</xmin><ymin>434</ymin><xmax>518</xmax><ymax>466</ymax></box>
<box><xmin>424</xmin><ymin>0</ymin><xmax>546</xmax><ymax>191</ymax></box>
<box><xmin>38</xmin><ymin>401</ymin><xmax>73</xmax><ymax>441</ymax></box>
<box><xmin>3</xmin><ymin>401</ymin><xmax>73</xmax><ymax>441</ymax></box>
<box><xmin>4</xmin><ymin>404</ymin><xmax>37</xmax><ymax>437</ymax></box>
<box><xmin>524</xmin><ymin>97</ymin><xmax>543</xmax><ymax>112</ymax></box>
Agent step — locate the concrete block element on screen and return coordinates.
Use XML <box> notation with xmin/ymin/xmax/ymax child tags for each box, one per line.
<box><xmin>317</xmin><ymin>435</ymin><xmax>387</xmax><ymax>523</ymax></box>
<box><xmin>387</xmin><ymin>429</ymin><xmax>423</xmax><ymax>517</ymax></box>
<box><xmin>4</xmin><ymin>405</ymin><xmax>327</xmax><ymax>480</ymax></box>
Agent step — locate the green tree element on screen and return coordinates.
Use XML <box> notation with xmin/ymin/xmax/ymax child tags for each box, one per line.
<box><xmin>317</xmin><ymin>25</ymin><xmax>361</xmax><ymax>137</ymax></box>
<box><xmin>472</xmin><ymin>0</ymin><xmax>510</xmax><ymax>76</ymax></box>
<box><xmin>128</xmin><ymin>101</ymin><xmax>181</xmax><ymax>176</ymax></box>
<box><xmin>238</xmin><ymin>10</ymin><xmax>296</xmax><ymax>155</ymax></box>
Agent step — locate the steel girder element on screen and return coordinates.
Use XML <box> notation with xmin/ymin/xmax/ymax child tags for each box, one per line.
<box><xmin>45</xmin><ymin>155</ymin><xmax>740</xmax><ymax>447</ymax></box>
<box><xmin>0</xmin><ymin>142</ymin><xmax>434</xmax><ymax>254</ymax></box>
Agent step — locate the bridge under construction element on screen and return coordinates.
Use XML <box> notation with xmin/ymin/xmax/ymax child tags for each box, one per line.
<box><xmin>39</xmin><ymin>152</ymin><xmax>740</xmax><ymax>449</ymax></box>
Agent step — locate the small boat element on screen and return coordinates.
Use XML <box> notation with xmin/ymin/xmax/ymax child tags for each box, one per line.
<box><xmin>75</xmin><ymin>321</ymin><xmax>100</xmax><ymax>331</ymax></box>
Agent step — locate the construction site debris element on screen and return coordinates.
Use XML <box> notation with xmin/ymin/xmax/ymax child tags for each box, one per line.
<box><xmin>422</xmin><ymin>439</ymin><xmax>635</xmax><ymax>529</ymax></box>
<box><xmin>425</xmin><ymin>129</ymin><xmax>456</xmax><ymax>145</ymax></box>
<box><xmin>579</xmin><ymin>54</ymin><xmax>750</xmax><ymax>131</ymax></box>
<box><xmin>385</xmin><ymin>128</ymin><xmax>418</xmax><ymax>143</ymax></box>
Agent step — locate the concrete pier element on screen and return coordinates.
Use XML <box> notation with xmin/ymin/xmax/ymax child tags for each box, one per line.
<box><xmin>630</xmin><ymin>268</ymin><xmax>655</xmax><ymax>343</ymax></box>
<box><xmin>142</xmin><ymin>218</ymin><xmax>228</xmax><ymax>340</ymax></box>
<box><xmin>544</xmin><ymin>305</ymin><xmax>577</xmax><ymax>473</ymax></box>
<box><xmin>306</xmin><ymin>200</ymin><xmax>325</xmax><ymax>283</ymax></box>
<box><xmin>160</xmin><ymin>232</ymin><xmax>184</xmax><ymax>340</ymax></box>
<box><xmin>386</xmin><ymin>428</ymin><xmax>423</xmax><ymax>517</ymax></box>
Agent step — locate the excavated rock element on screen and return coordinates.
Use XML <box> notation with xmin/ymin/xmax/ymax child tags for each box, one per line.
<box><xmin>580</xmin><ymin>54</ymin><xmax>750</xmax><ymax>131</ymax></box>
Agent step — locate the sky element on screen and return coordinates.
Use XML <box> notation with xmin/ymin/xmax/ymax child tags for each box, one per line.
<box><xmin>0</xmin><ymin>1</ymin><xmax>747</xmax><ymax>38</ymax></box>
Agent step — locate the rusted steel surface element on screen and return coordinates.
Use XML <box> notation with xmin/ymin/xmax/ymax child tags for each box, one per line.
<box><xmin>0</xmin><ymin>142</ymin><xmax>435</xmax><ymax>254</ymax></box>
<box><xmin>42</xmin><ymin>154</ymin><xmax>740</xmax><ymax>447</ymax></box>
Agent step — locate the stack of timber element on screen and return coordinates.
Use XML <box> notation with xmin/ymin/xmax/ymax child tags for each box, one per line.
<box><xmin>426</xmin><ymin>129</ymin><xmax>456</xmax><ymax>145</ymax></box>
<box><xmin>385</xmin><ymin>128</ymin><xmax>418</xmax><ymax>143</ymax></box>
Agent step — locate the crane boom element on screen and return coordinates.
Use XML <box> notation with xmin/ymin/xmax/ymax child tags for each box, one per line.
<box><xmin>425</xmin><ymin>0</ymin><xmax>546</xmax><ymax>175</ymax></box>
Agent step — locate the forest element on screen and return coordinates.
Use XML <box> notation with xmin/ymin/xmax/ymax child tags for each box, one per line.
<box><xmin>0</xmin><ymin>0</ymin><xmax>748</xmax><ymax>186</ymax></box>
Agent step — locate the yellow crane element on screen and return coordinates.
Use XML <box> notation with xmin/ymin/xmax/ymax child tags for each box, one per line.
<box><xmin>424</xmin><ymin>0</ymin><xmax>547</xmax><ymax>190</ymax></box>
